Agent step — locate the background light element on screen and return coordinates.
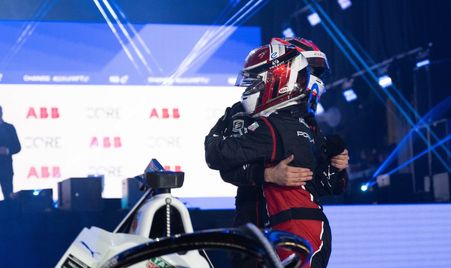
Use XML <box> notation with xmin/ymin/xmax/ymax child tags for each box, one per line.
<box><xmin>307</xmin><ymin>12</ymin><xmax>321</xmax><ymax>26</ymax></box>
<box><xmin>343</xmin><ymin>88</ymin><xmax>357</xmax><ymax>102</ymax></box>
<box><xmin>416</xmin><ymin>59</ymin><xmax>430</xmax><ymax>68</ymax></box>
<box><xmin>337</xmin><ymin>0</ymin><xmax>352</xmax><ymax>10</ymax></box>
<box><xmin>360</xmin><ymin>184</ymin><xmax>368</xmax><ymax>192</ymax></box>
<box><xmin>282</xmin><ymin>27</ymin><xmax>295</xmax><ymax>38</ymax></box>
<box><xmin>378</xmin><ymin>75</ymin><xmax>392</xmax><ymax>88</ymax></box>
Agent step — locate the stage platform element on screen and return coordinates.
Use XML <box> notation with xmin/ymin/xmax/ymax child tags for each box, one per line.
<box><xmin>0</xmin><ymin>201</ymin><xmax>450</xmax><ymax>267</ymax></box>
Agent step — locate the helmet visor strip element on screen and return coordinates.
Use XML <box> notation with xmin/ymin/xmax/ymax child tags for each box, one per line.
<box><xmin>236</xmin><ymin>48</ymin><xmax>301</xmax><ymax>95</ymax></box>
<box><xmin>306</xmin><ymin>57</ymin><xmax>330</xmax><ymax>81</ymax></box>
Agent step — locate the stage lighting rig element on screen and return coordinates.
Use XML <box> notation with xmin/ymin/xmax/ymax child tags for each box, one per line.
<box><xmin>378</xmin><ymin>75</ymin><xmax>392</xmax><ymax>88</ymax></box>
<box><xmin>337</xmin><ymin>0</ymin><xmax>352</xmax><ymax>10</ymax></box>
<box><xmin>307</xmin><ymin>12</ymin><xmax>321</xmax><ymax>26</ymax></box>
<box><xmin>341</xmin><ymin>79</ymin><xmax>357</xmax><ymax>102</ymax></box>
<box><xmin>282</xmin><ymin>27</ymin><xmax>295</xmax><ymax>38</ymax></box>
<box><xmin>343</xmin><ymin>88</ymin><xmax>357</xmax><ymax>102</ymax></box>
<box><xmin>416</xmin><ymin>59</ymin><xmax>430</xmax><ymax>69</ymax></box>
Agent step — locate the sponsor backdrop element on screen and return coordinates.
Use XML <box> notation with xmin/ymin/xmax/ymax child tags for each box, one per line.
<box><xmin>0</xmin><ymin>21</ymin><xmax>262</xmax><ymax>206</ymax></box>
<box><xmin>0</xmin><ymin>84</ymin><xmax>242</xmax><ymax>203</ymax></box>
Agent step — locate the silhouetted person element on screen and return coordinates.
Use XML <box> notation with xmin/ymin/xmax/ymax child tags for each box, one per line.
<box><xmin>0</xmin><ymin>105</ymin><xmax>21</xmax><ymax>200</ymax></box>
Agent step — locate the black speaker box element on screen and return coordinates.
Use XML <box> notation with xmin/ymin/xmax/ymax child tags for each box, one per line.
<box><xmin>121</xmin><ymin>178</ymin><xmax>143</xmax><ymax>209</ymax></box>
<box><xmin>17</xmin><ymin>189</ymin><xmax>53</xmax><ymax>212</ymax></box>
<box><xmin>376</xmin><ymin>173</ymin><xmax>415</xmax><ymax>203</ymax></box>
<box><xmin>58</xmin><ymin>177</ymin><xmax>103</xmax><ymax>211</ymax></box>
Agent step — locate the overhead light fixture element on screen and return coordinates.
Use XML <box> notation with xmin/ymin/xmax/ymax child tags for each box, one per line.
<box><xmin>378</xmin><ymin>75</ymin><xmax>392</xmax><ymax>88</ymax></box>
<box><xmin>343</xmin><ymin>88</ymin><xmax>357</xmax><ymax>102</ymax></box>
<box><xmin>337</xmin><ymin>0</ymin><xmax>352</xmax><ymax>10</ymax></box>
<box><xmin>307</xmin><ymin>13</ymin><xmax>321</xmax><ymax>26</ymax></box>
<box><xmin>282</xmin><ymin>27</ymin><xmax>295</xmax><ymax>38</ymax></box>
<box><xmin>416</xmin><ymin>59</ymin><xmax>430</xmax><ymax>68</ymax></box>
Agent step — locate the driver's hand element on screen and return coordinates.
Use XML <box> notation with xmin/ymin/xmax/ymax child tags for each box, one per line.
<box><xmin>264</xmin><ymin>155</ymin><xmax>313</xmax><ymax>187</ymax></box>
<box><xmin>331</xmin><ymin>149</ymin><xmax>349</xmax><ymax>171</ymax></box>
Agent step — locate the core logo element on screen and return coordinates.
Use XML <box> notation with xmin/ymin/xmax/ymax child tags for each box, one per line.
<box><xmin>163</xmin><ymin>165</ymin><xmax>182</xmax><ymax>172</ymax></box>
<box><xmin>25</xmin><ymin>136</ymin><xmax>62</xmax><ymax>149</ymax></box>
<box><xmin>147</xmin><ymin>136</ymin><xmax>181</xmax><ymax>149</ymax></box>
<box><xmin>26</xmin><ymin>107</ymin><xmax>60</xmax><ymax>119</ymax></box>
<box><xmin>27</xmin><ymin>166</ymin><xmax>61</xmax><ymax>179</ymax></box>
<box><xmin>86</xmin><ymin>107</ymin><xmax>121</xmax><ymax>119</ymax></box>
<box><xmin>88</xmin><ymin>166</ymin><xmax>123</xmax><ymax>177</ymax></box>
<box><xmin>90</xmin><ymin>137</ymin><xmax>122</xmax><ymax>148</ymax></box>
<box><xmin>149</xmin><ymin>108</ymin><xmax>180</xmax><ymax>119</ymax></box>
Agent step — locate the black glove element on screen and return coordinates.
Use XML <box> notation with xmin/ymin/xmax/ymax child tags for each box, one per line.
<box><xmin>210</xmin><ymin>102</ymin><xmax>246</xmax><ymax>136</ymax></box>
<box><xmin>314</xmin><ymin>135</ymin><xmax>347</xmax><ymax>196</ymax></box>
<box><xmin>209</xmin><ymin>106</ymin><xmax>232</xmax><ymax>136</ymax></box>
<box><xmin>325</xmin><ymin>135</ymin><xmax>346</xmax><ymax>158</ymax></box>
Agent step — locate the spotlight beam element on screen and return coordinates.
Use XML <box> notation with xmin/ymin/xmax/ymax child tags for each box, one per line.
<box><xmin>162</xmin><ymin>0</ymin><xmax>269</xmax><ymax>85</ymax></box>
<box><xmin>162</xmin><ymin>0</ymin><xmax>261</xmax><ymax>84</ymax></box>
<box><xmin>364</xmin><ymin>134</ymin><xmax>450</xmax><ymax>189</ymax></box>
<box><xmin>111</xmin><ymin>1</ymin><xmax>164</xmax><ymax>73</ymax></box>
<box><xmin>185</xmin><ymin>0</ymin><xmax>268</xmax><ymax>71</ymax></box>
<box><xmin>101</xmin><ymin>0</ymin><xmax>154</xmax><ymax>75</ymax></box>
<box><xmin>373</xmin><ymin>96</ymin><xmax>451</xmax><ymax>178</ymax></box>
<box><xmin>385</xmin><ymin>134</ymin><xmax>451</xmax><ymax>176</ymax></box>
<box><xmin>307</xmin><ymin>0</ymin><xmax>450</xmax><ymax>160</ymax></box>
<box><xmin>304</xmin><ymin>0</ymin><xmax>450</xmax><ymax>171</ymax></box>
<box><xmin>1</xmin><ymin>0</ymin><xmax>60</xmax><ymax>68</ymax></box>
<box><xmin>93</xmin><ymin>0</ymin><xmax>142</xmax><ymax>74</ymax></box>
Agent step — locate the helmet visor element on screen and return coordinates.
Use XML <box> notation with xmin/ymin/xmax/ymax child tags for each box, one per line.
<box><xmin>307</xmin><ymin>57</ymin><xmax>330</xmax><ymax>81</ymax></box>
<box><xmin>235</xmin><ymin>71</ymin><xmax>261</xmax><ymax>88</ymax></box>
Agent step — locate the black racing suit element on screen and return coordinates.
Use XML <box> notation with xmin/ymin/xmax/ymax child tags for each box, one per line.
<box><xmin>205</xmin><ymin>102</ymin><xmax>347</xmax><ymax>267</ymax></box>
<box><xmin>0</xmin><ymin>121</ymin><xmax>21</xmax><ymax>200</ymax></box>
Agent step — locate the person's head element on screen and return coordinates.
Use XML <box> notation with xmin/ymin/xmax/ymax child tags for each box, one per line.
<box><xmin>270</xmin><ymin>37</ymin><xmax>330</xmax><ymax>116</ymax></box>
<box><xmin>235</xmin><ymin>43</ymin><xmax>310</xmax><ymax>117</ymax></box>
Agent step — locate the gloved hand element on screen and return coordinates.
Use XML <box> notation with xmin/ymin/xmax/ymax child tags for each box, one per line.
<box><xmin>229</xmin><ymin>101</ymin><xmax>246</xmax><ymax>118</ymax></box>
<box><xmin>210</xmin><ymin>107</ymin><xmax>231</xmax><ymax>136</ymax></box>
<box><xmin>208</xmin><ymin>107</ymin><xmax>232</xmax><ymax>137</ymax></box>
<box><xmin>210</xmin><ymin>102</ymin><xmax>245</xmax><ymax>136</ymax></box>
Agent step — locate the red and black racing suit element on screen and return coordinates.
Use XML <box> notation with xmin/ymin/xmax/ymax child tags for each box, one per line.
<box><xmin>205</xmin><ymin>103</ymin><xmax>347</xmax><ymax>268</ymax></box>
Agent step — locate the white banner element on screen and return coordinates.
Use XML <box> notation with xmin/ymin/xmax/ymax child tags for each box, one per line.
<box><xmin>0</xmin><ymin>84</ymin><xmax>242</xmax><ymax>201</ymax></box>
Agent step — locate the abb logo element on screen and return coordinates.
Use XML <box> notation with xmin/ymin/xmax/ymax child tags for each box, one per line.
<box><xmin>163</xmin><ymin>165</ymin><xmax>182</xmax><ymax>172</ymax></box>
<box><xmin>149</xmin><ymin>108</ymin><xmax>180</xmax><ymax>119</ymax></box>
<box><xmin>90</xmin><ymin>137</ymin><xmax>122</xmax><ymax>148</ymax></box>
<box><xmin>27</xmin><ymin>166</ymin><xmax>61</xmax><ymax>179</ymax></box>
<box><xmin>26</xmin><ymin>107</ymin><xmax>60</xmax><ymax>119</ymax></box>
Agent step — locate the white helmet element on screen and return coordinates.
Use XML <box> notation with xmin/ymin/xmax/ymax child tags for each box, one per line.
<box><xmin>271</xmin><ymin>37</ymin><xmax>330</xmax><ymax>115</ymax></box>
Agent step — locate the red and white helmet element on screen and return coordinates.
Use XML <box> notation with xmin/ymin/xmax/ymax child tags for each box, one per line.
<box><xmin>271</xmin><ymin>37</ymin><xmax>330</xmax><ymax>114</ymax></box>
<box><xmin>236</xmin><ymin>43</ymin><xmax>310</xmax><ymax>117</ymax></box>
